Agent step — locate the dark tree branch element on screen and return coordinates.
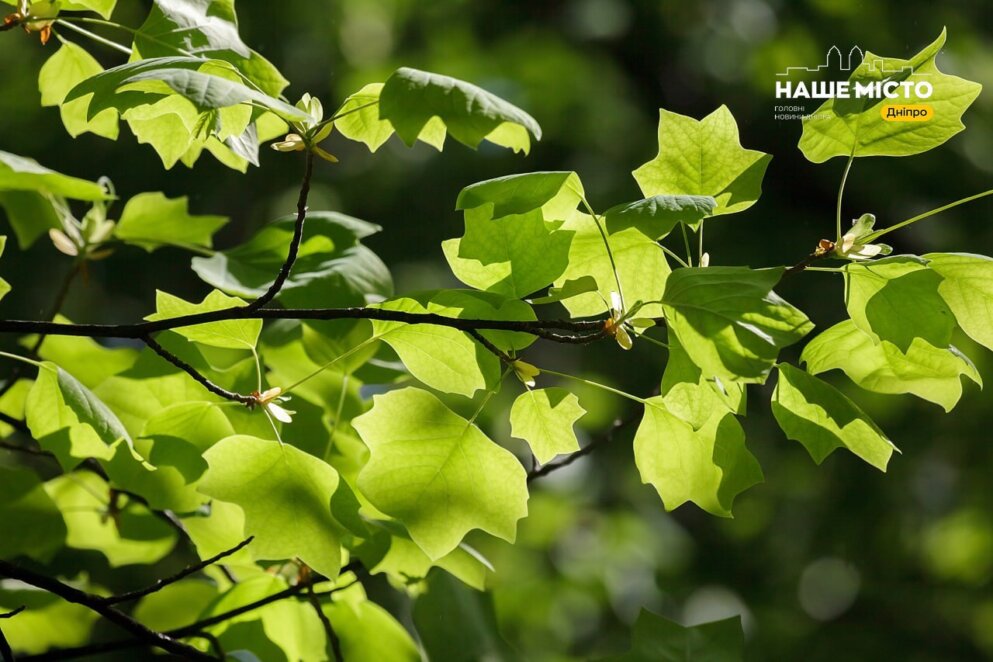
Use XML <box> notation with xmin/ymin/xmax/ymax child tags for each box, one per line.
<box><xmin>0</xmin><ymin>560</ymin><xmax>214</xmax><ymax>660</ymax></box>
<box><xmin>0</xmin><ymin>607</ymin><xmax>19</xmax><ymax>662</ymax></box>
<box><xmin>98</xmin><ymin>537</ymin><xmax>254</xmax><ymax>606</ymax></box>
<box><xmin>246</xmin><ymin>150</ymin><xmax>315</xmax><ymax>311</ymax></box>
<box><xmin>467</xmin><ymin>329</ymin><xmax>514</xmax><ymax>363</ymax></box>
<box><xmin>0</xmin><ymin>608</ymin><xmax>24</xmax><ymax>620</ymax></box>
<box><xmin>0</xmin><ymin>307</ymin><xmax>604</xmax><ymax>340</ymax></box>
<box><xmin>306</xmin><ymin>581</ymin><xmax>343</xmax><ymax>662</ymax></box>
<box><xmin>20</xmin><ymin>566</ymin><xmax>363</xmax><ymax>661</ymax></box>
<box><xmin>142</xmin><ymin>334</ymin><xmax>256</xmax><ymax>405</ymax></box>
<box><xmin>528</xmin><ymin>409</ymin><xmax>641</xmax><ymax>482</ymax></box>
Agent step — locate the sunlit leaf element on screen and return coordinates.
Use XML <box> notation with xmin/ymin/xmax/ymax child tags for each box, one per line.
<box><xmin>800</xmin><ymin>30</ymin><xmax>983</xmax><ymax>162</ymax></box>
<box><xmin>353</xmin><ymin>387</ymin><xmax>529</xmax><ymax>560</ymax></box>
<box><xmin>199</xmin><ymin>435</ymin><xmax>343</xmax><ymax>578</ymax></box>
<box><xmin>926</xmin><ymin>252</ymin><xmax>993</xmax><ymax>352</ymax></box>
<box><xmin>510</xmin><ymin>387</ymin><xmax>585</xmax><ymax>464</ymax></box>
<box><xmin>633</xmin><ymin>106</ymin><xmax>771</xmax><ymax>216</ymax></box>
<box><xmin>38</xmin><ymin>41</ymin><xmax>119</xmax><ymax>139</ymax></box>
<box><xmin>114</xmin><ymin>192</ymin><xmax>227</xmax><ymax>251</ymax></box>
<box><xmin>772</xmin><ymin>364</ymin><xmax>897</xmax><ymax>470</ymax></box>
<box><xmin>605</xmin><ymin>194</ymin><xmax>717</xmax><ymax>237</ymax></box>
<box><xmin>146</xmin><ymin>289</ymin><xmax>260</xmax><ymax>351</ymax></box>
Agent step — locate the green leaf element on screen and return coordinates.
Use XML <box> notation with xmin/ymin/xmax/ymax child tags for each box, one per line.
<box><xmin>0</xmin><ymin>190</ymin><xmax>62</xmax><ymax>248</ymax></box>
<box><xmin>801</xmin><ymin>320</ymin><xmax>981</xmax><ymax>412</ymax></box>
<box><xmin>372</xmin><ymin>290</ymin><xmax>534</xmax><ymax>397</ymax></box>
<box><xmin>527</xmin><ymin>276</ymin><xmax>600</xmax><ymax>305</ymax></box>
<box><xmin>38</xmin><ymin>41</ymin><xmax>119</xmax><ymax>139</ymax></box>
<box><xmin>443</xmin><ymin>208</ymin><xmax>574</xmax><ymax>299</ymax></box>
<box><xmin>322</xmin><ymin>580</ymin><xmax>421</xmax><ymax>662</ymax></box>
<box><xmin>198</xmin><ymin>435</ymin><xmax>343</xmax><ymax>578</ymax></box>
<box><xmin>412</xmin><ymin>569</ymin><xmax>517</xmax><ymax>662</ymax></box>
<box><xmin>25</xmin><ymin>361</ymin><xmax>135</xmax><ymax>466</ymax></box>
<box><xmin>555</xmin><ymin>213</ymin><xmax>670</xmax><ymax>319</ymax></box>
<box><xmin>605</xmin><ymin>194</ymin><xmax>717</xmax><ymax>238</ymax></box>
<box><xmin>0</xmin><ymin>467</ymin><xmax>66</xmax><ymax>562</ymax></box>
<box><xmin>0</xmin><ymin>150</ymin><xmax>109</xmax><ymax>201</ymax></box>
<box><xmin>146</xmin><ymin>289</ymin><xmax>260</xmax><ymax>350</ymax></box>
<box><xmin>133</xmin><ymin>0</ymin><xmax>289</xmax><ymax>96</ymax></box>
<box><xmin>379</xmin><ymin>67</ymin><xmax>542</xmax><ymax>153</ymax></box>
<box><xmin>34</xmin><ymin>322</ymin><xmax>138</xmax><ymax>388</ymax></box>
<box><xmin>45</xmin><ymin>472</ymin><xmax>177</xmax><ymax>566</ymax></box>
<box><xmin>660</xmin><ymin>334</ymin><xmax>746</xmax><ymax>427</ymax></box>
<box><xmin>0</xmin><ymin>236</ymin><xmax>9</xmax><ymax>303</ymax></box>
<box><xmin>0</xmin><ymin>586</ymin><xmax>98</xmax><ymax>655</ymax></box>
<box><xmin>134</xmin><ymin>580</ymin><xmax>219</xmax><ymax>632</ymax></box>
<box><xmin>333</xmin><ymin>83</ymin><xmax>409</xmax><ymax>152</ymax></box>
<box><xmin>62</xmin><ymin>0</ymin><xmax>116</xmax><ymax>19</ymax></box>
<box><xmin>599</xmin><ymin>611</ymin><xmax>744</xmax><ymax>662</ymax></box>
<box><xmin>662</xmin><ymin>267</ymin><xmax>813</xmax><ymax>383</ymax></box>
<box><xmin>843</xmin><ymin>256</ymin><xmax>954</xmax><ymax>351</ymax></box>
<box><xmin>509</xmin><ymin>387</ymin><xmax>585</xmax><ymax>464</ymax></box>
<box><xmin>357</xmin><ymin>526</ymin><xmax>492</xmax><ymax>591</ymax></box>
<box><xmin>925</xmin><ymin>252</ymin><xmax>993</xmax><ymax>352</ymax></box>
<box><xmin>114</xmin><ymin>192</ymin><xmax>227</xmax><ymax>251</ymax></box>
<box><xmin>799</xmin><ymin>30</ymin><xmax>983</xmax><ymax>162</ymax></box>
<box><xmin>455</xmin><ymin>171</ymin><xmax>583</xmax><ymax>221</ymax></box>
<box><xmin>772</xmin><ymin>364</ymin><xmax>896</xmax><ymax>470</ymax></box>
<box><xmin>200</xmin><ymin>574</ymin><xmax>328</xmax><ymax>660</ymax></box>
<box><xmin>191</xmin><ymin>212</ymin><xmax>391</xmax><ymax>308</ymax></box>
<box><xmin>633</xmin><ymin>106</ymin><xmax>771</xmax><ymax>216</ymax></box>
<box><xmin>353</xmin><ymin>387</ymin><xmax>529</xmax><ymax>560</ymax></box>
<box><xmin>633</xmin><ymin>396</ymin><xmax>762</xmax><ymax>517</ymax></box>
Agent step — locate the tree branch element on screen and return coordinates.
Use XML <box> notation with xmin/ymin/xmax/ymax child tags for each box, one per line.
<box><xmin>0</xmin><ymin>560</ymin><xmax>215</xmax><ymax>660</ymax></box>
<box><xmin>306</xmin><ymin>581</ymin><xmax>343</xmax><ymax>662</ymax></box>
<box><xmin>246</xmin><ymin>150</ymin><xmax>315</xmax><ymax>311</ymax></box>
<box><xmin>19</xmin><ymin>566</ymin><xmax>363</xmax><ymax>661</ymax></box>
<box><xmin>98</xmin><ymin>537</ymin><xmax>254</xmax><ymax>606</ymax></box>
<box><xmin>142</xmin><ymin>334</ymin><xmax>256</xmax><ymax>405</ymax></box>
<box><xmin>527</xmin><ymin>409</ymin><xmax>640</xmax><ymax>482</ymax></box>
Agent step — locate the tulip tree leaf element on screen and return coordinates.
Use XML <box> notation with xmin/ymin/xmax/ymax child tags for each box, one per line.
<box><xmin>801</xmin><ymin>320</ymin><xmax>981</xmax><ymax>412</ymax></box>
<box><xmin>605</xmin><ymin>194</ymin><xmax>717</xmax><ymax>238</ymax></box>
<box><xmin>333</xmin><ymin>83</ymin><xmax>444</xmax><ymax>151</ymax></box>
<box><xmin>191</xmin><ymin>212</ymin><xmax>391</xmax><ymax>308</ymax></box>
<box><xmin>38</xmin><ymin>41</ymin><xmax>119</xmax><ymax>139</ymax></box>
<box><xmin>114</xmin><ymin>192</ymin><xmax>227</xmax><ymax>251</ymax></box>
<box><xmin>0</xmin><ymin>236</ymin><xmax>9</xmax><ymax>302</ymax></box>
<box><xmin>372</xmin><ymin>290</ymin><xmax>535</xmax><ymax>397</ymax></box>
<box><xmin>146</xmin><ymin>289</ymin><xmax>260</xmax><ymax>350</ymax></box>
<box><xmin>528</xmin><ymin>276</ymin><xmax>599</xmax><ymax>305</ymax></box>
<box><xmin>633</xmin><ymin>396</ymin><xmax>762</xmax><ymax>517</ymax></box>
<box><xmin>0</xmin><ymin>466</ymin><xmax>67</xmax><ymax>562</ymax></box>
<box><xmin>353</xmin><ymin>387</ymin><xmax>529</xmax><ymax>560</ymax></box>
<box><xmin>772</xmin><ymin>364</ymin><xmax>897</xmax><ymax>470</ymax></box>
<box><xmin>599</xmin><ymin>611</ymin><xmax>744</xmax><ymax>662</ymax></box>
<box><xmin>0</xmin><ymin>150</ymin><xmax>110</xmax><ymax>201</ymax></box>
<box><xmin>379</xmin><ymin>67</ymin><xmax>542</xmax><ymax>153</ymax></box>
<box><xmin>633</xmin><ymin>106</ymin><xmax>771</xmax><ymax>216</ymax></box>
<box><xmin>660</xmin><ymin>334</ymin><xmax>746</xmax><ymax>427</ymax></box>
<box><xmin>799</xmin><ymin>29</ymin><xmax>983</xmax><ymax>162</ymax></box>
<box><xmin>555</xmin><ymin>212</ymin><xmax>670</xmax><ymax>319</ymax></box>
<box><xmin>662</xmin><ymin>267</ymin><xmax>813</xmax><ymax>383</ymax></box>
<box><xmin>132</xmin><ymin>0</ymin><xmax>289</xmax><ymax>96</ymax></box>
<box><xmin>62</xmin><ymin>0</ymin><xmax>117</xmax><ymax>19</ymax></box>
<box><xmin>25</xmin><ymin>361</ymin><xmax>136</xmax><ymax>466</ymax></box>
<box><xmin>925</xmin><ymin>252</ymin><xmax>993</xmax><ymax>352</ymax></box>
<box><xmin>455</xmin><ymin>171</ymin><xmax>583</xmax><ymax>221</ymax></box>
<box><xmin>198</xmin><ymin>435</ymin><xmax>343</xmax><ymax>578</ymax></box>
<box><xmin>323</xmin><ymin>583</ymin><xmax>422</xmax><ymax>662</ymax></box>
<box><xmin>510</xmin><ymin>387</ymin><xmax>585</xmax><ymax>464</ymax></box>
<box><xmin>843</xmin><ymin>256</ymin><xmax>954</xmax><ymax>351</ymax></box>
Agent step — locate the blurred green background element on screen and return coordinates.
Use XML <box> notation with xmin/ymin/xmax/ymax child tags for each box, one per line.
<box><xmin>2</xmin><ymin>0</ymin><xmax>993</xmax><ymax>659</ymax></box>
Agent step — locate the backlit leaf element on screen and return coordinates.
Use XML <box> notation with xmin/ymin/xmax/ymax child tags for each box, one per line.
<box><xmin>115</xmin><ymin>192</ymin><xmax>227</xmax><ymax>251</ymax></box>
<box><xmin>510</xmin><ymin>387</ymin><xmax>585</xmax><ymax>464</ymax></box>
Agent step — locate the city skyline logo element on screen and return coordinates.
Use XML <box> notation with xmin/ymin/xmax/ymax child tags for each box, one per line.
<box><xmin>774</xmin><ymin>44</ymin><xmax>933</xmax><ymax>101</ymax></box>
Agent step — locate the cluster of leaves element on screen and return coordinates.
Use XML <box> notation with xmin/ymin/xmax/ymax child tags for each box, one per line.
<box><xmin>0</xmin><ymin>2</ymin><xmax>989</xmax><ymax>659</ymax></box>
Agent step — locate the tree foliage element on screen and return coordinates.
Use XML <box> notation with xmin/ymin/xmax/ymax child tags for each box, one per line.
<box><xmin>0</xmin><ymin>3</ymin><xmax>989</xmax><ymax>659</ymax></box>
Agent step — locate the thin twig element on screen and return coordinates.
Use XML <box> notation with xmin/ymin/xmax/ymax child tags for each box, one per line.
<box><xmin>0</xmin><ymin>607</ymin><xmax>21</xmax><ymax>662</ymax></box>
<box><xmin>466</xmin><ymin>329</ymin><xmax>513</xmax><ymax>363</ymax></box>
<box><xmin>20</xmin><ymin>568</ymin><xmax>363</xmax><ymax>661</ymax></box>
<box><xmin>99</xmin><ymin>537</ymin><xmax>254</xmax><ymax>606</ymax></box>
<box><xmin>306</xmin><ymin>581</ymin><xmax>343</xmax><ymax>661</ymax></box>
<box><xmin>142</xmin><ymin>334</ymin><xmax>256</xmax><ymax>404</ymax></box>
<box><xmin>246</xmin><ymin>151</ymin><xmax>315</xmax><ymax>310</ymax></box>
<box><xmin>528</xmin><ymin>410</ymin><xmax>640</xmax><ymax>482</ymax></box>
<box><xmin>0</xmin><ymin>560</ymin><xmax>214</xmax><ymax>660</ymax></box>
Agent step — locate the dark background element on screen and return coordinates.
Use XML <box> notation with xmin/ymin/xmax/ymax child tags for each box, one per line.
<box><xmin>2</xmin><ymin>0</ymin><xmax>993</xmax><ymax>659</ymax></box>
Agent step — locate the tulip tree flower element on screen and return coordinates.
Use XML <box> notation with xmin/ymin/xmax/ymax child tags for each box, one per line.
<box><xmin>253</xmin><ymin>387</ymin><xmax>295</xmax><ymax>424</ymax></box>
<box><xmin>836</xmin><ymin>213</ymin><xmax>893</xmax><ymax>261</ymax></box>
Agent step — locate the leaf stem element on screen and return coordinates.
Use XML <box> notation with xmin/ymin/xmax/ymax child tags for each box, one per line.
<box><xmin>836</xmin><ymin>153</ymin><xmax>855</xmax><ymax>242</ymax></box>
<box><xmin>865</xmin><ymin>188</ymin><xmax>993</xmax><ymax>242</ymax></box>
<box><xmin>659</xmin><ymin>244</ymin><xmax>689</xmax><ymax>268</ymax></box>
<box><xmin>580</xmin><ymin>197</ymin><xmax>625</xmax><ymax>310</ymax></box>
<box><xmin>698</xmin><ymin>220</ymin><xmax>705</xmax><ymax>264</ymax></box>
<box><xmin>317</xmin><ymin>100</ymin><xmax>379</xmax><ymax>128</ymax></box>
<box><xmin>680</xmin><ymin>224</ymin><xmax>693</xmax><ymax>267</ymax></box>
<box><xmin>539</xmin><ymin>367</ymin><xmax>647</xmax><ymax>404</ymax></box>
<box><xmin>54</xmin><ymin>19</ymin><xmax>131</xmax><ymax>56</ymax></box>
